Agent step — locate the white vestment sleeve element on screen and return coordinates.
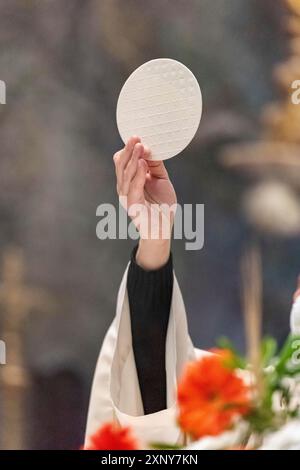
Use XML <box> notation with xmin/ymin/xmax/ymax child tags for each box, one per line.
<box><xmin>85</xmin><ymin>264</ymin><xmax>206</xmax><ymax>446</ymax></box>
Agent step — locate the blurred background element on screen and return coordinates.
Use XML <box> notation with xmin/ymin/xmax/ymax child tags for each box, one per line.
<box><xmin>0</xmin><ymin>0</ymin><xmax>300</xmax><ymax>450</ymax></box>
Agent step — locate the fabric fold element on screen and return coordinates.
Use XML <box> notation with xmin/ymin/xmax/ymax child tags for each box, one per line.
<box><xmin>85</xmin><ymin>264</ymin><xmax>200</xmax><ymax>446</ymax></box>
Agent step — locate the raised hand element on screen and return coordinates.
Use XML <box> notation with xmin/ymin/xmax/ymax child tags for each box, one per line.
<box><xmin>113</xmin><ymin>136</ymin><xmax>177</xmax><ymax>269</ymax></box>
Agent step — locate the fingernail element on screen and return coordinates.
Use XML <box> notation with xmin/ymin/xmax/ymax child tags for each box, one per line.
<box><xmin>135</xmin><ymin>143</ymin><xmax>143</xmax><ymax>153</ymax></box>
<box><xmin>143</xmin><ymin>146</ymin><xmax>151</xmax><ymax>158</ymax></box>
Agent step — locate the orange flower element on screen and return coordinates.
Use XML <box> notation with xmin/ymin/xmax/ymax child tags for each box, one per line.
<box><xmin>84</xmin><ymin>422</ymin><xmax>139</xmax><ymax>450</ymax></box>
<box><xmin>177</xmin><ymin>350</ymin><xmax>251</xmax><ymax>439</ymax></box>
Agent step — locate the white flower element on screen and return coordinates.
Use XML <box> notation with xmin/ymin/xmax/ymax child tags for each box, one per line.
<box><xmin>184</xmin><ymin>422</ymin><xmax>248</xmax><ymax>450</ymax></box>
<box><xmin>260</xmin><ymin>420</ymin><xmax>300</xmax><ymax>450</ymax></box>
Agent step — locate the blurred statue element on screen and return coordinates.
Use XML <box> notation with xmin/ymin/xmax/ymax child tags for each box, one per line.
<box><xmin>221</xmin><ymin>0</ymin><xmax>300</xmax><ymax>237</ymax></box>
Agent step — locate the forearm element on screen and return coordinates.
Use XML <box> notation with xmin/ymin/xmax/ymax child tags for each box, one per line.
<box><xmin>127</xmin><ymin>246</ymin><xmax>173</xmax><ymax>414</ymax></box>
<box><xmin>135</xmin><ymin>239</ymin><xmax>171</xmax><ymax>271</ymax></box>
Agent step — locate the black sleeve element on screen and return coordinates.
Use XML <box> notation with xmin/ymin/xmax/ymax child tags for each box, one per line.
<box><xmin>127</xmin><ymin>246</ymin><xmax>173</xmax><ymax>415</ymax></box>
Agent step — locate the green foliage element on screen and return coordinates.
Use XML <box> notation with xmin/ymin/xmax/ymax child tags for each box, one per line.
<box><xmin>261</xmin><ymin>337</ymin><xmax>277</xmax><ymax>368</ymax></box>
<box><xmin>150</xmin><ymin>442</ymin><xmax>182</xmax><ymax>450</ymax></box>
<box><xmin>218</xmin><ymin>335</ymin><xmax>300</xmax><ymax>436</ymax></box>
<box><xmin>216</xmin><ymin>337</ymin><xmax>247</xmax><ymax>369</ymax></box>
<box><xmin>275</xmin><ymin>335</ymin><xmax>300</xmax><ymax>377</ymax></box>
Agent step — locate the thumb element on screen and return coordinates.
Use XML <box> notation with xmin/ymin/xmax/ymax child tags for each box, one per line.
<box><xmin>146</xmin><ymin>159</ymin><xmax>168</xmax><ymax>179</ymax></box>
<box><xmin>142</xmin><ymin>147</ymin><xmax>168</xmax><ymax>179</ymax></box>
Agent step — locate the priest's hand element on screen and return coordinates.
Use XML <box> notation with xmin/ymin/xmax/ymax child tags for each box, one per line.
<box><xmin>113</xmin><ymin>136</ymin><xmax>177</xmax><ymax>269</ymax></box>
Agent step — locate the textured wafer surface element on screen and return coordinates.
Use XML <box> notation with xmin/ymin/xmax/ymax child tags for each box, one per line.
<box><xmin>116</xmin><ymin>58</ymin><xmax>202</xmax><ymax>160</ymax></box>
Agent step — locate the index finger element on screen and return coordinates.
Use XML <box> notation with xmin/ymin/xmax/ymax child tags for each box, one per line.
<box><xmin>114</xmin><ymin>136</ymin><xmax>141</xmax><ymax>187</ymax></box>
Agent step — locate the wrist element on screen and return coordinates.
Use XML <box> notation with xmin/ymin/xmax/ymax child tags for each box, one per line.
<box><xmin>136</xmin><ymin>238</ymin><xmax>171</xmax><ymax>271</ymax></box>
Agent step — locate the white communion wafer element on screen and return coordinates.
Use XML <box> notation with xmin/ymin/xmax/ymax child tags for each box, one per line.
<box><xmin>116</xmin><ymin>58</ymin><xmax>202</xmax><ymax>160</ymax></box>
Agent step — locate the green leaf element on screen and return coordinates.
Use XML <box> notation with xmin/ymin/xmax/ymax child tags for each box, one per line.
<box><xmin>216</xmin><ymin>337</ymin><xmax>246</xmax><ymax>369</ymax></box>
<box><xmin>150</xmin><ymin>442</ymin><xmax>182</xmax><ymax>450</ymax></box>
<box><xmin>261</xmin><ymin>336</ymin><xmax>277</xmax><ymax>367</ymax></box>
<box><xmin>246</xmin><ymin>408</ymin><xmax>275</xmax><ymax>434</ymax></box>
